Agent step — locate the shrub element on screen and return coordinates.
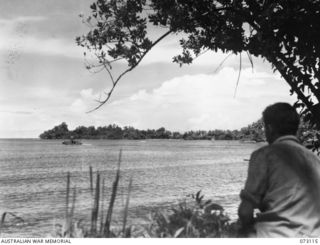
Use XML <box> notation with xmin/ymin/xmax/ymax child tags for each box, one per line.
<box><xmin>137</xmin><ymin>191</ymin><xmax>239</xmax><ymax>238</ymax></box>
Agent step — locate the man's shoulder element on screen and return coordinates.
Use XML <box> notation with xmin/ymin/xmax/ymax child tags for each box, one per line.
<box><xmin>251</xmin><ymin>145</ymin><xmax>272</xmax><ymax>157</ymax></box>
<box><xmin>249</xmin><ymin>145</ymin><xmax>273</xmax><ymax>165</ymax></box>
<box><xmin>271</xmin><ymin>137</ymin><xmax>310</xmax><ymax>155</ymax></box>
<box><xmin>250</xmin><ymin>143</ymin><xmax>290</xmax><ymax>162</ymax></box>
<box><xmin>252</xmin><ymin>138</ymin><xmax>320</xmax><ymax>164</ymax></box>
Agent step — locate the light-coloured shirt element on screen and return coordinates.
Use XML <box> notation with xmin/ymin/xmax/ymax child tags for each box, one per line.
<box><xmin>241</xmin><ymin>135</ymin><xmax>320</xmax><ymax>237</ymax></box>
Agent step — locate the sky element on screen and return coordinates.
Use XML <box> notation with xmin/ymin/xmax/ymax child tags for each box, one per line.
<box><xmin>0</xmin><ymin>0</ymin><xmax>296</xmax><ymax>138</ymax></box>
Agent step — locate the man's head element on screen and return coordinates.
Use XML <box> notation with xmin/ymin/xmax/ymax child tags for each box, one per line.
<box><xmin>262</xmin><ymin>102</ymin><xmax>300</xmax><ymax>144</ymax></box>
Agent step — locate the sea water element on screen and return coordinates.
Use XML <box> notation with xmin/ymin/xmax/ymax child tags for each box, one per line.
<box><xmin>0</xmin><ymin>139</ymin><xmax>263</xmax><ymax>237</ymax></box>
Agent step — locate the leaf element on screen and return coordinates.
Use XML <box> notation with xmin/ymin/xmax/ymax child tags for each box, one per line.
<box><xmin>174</xmin><ymin>227</ymin><xmax>185</xmax><ymax>238</ymax></box>
<box><xmin>122</xmin><ymin>177</ymin><xmax>133</xmax><ymax>236</ymax></box>
<box><xmin>103</xmin><ymin>150</ymin><xmax>122</xmax><ymax>237</ymax></box>
<box><xmin>204</xmin><ymin>203</ymin><xmax>224</xmax><ymax>214</ymax></box>
<box><xmin>90</xmin><ymin>3</ymin><xmax>97</xmax><ymax>11</ymax></box>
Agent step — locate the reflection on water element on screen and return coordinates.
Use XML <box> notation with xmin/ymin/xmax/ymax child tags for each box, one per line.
<box><xmin>0</xmin><ymin>139</ymin><xmax>263</xmax><ymax>237</ymax></box>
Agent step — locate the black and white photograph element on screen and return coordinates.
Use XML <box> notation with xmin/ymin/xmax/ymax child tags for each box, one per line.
<box><xmin>1</xmin><ymin>0</ymin><xmax>320</xmax><ymax>240</ymax></box>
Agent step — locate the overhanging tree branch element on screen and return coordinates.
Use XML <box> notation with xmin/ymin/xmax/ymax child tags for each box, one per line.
<box><xmin>78</xmin><ymin>0</ymin><xmax>320</xmax><ymax>131</ymax></box>
<box><xmin>269</xmin><ymin>55</ymin><xmax>314</xmax><ymax>110</ymax></box>
<box><xmin>277</xmin><ymin>52</ymin><xmax>320</xmax><ymax>103</ymax></box>
<box><xmin>86</xmin><ymin>30</ymin><xmax>173</xmax><ymax>113</ymax></box>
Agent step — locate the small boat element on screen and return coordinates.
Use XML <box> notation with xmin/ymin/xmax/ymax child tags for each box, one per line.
<box><xmin>62</xmin><ymin>139</ymin><xmax>82</xmax><ymax>145</ymax></box>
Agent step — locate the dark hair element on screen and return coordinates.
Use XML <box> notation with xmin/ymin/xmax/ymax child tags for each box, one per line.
<box><xmin>263</xmin><ymin>102</ymin><xmax>300</xmax><ymax>136</ymax></box>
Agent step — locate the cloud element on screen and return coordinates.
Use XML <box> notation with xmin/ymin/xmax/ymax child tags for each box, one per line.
<box><xmin>69</xmin><ymin>67</ymin><xmax>295</xmax><ymax>131</ymax></box>
<box><xmin>0</xmin><ymin>62</ymin><xmax>295</xmax><ymax>138</ymax></box>
<box><xmin>0</xmin><ymin>15</ymin><xmax>84</xmax><ymax>59</ymax></box>
<box><xmin>0</xmin><ymin>110</ymin><xmax>33</xmax><ymax>115</ymax></box>
<box><xmin>0</xmin><ymin>16</ymin><xmax>46</xmax><ymax>23</ymax></box>
<box><xmin>80</xmin><ymin>88</ymin><xmax>95</xmax><ymax>99</ymax></box>
<box><xmin>70</xmin><ymin>88</ymin><xmax>99</xmax><ymax>113</ymax></box>
<box><xmin>0</xmin><ymin>12</ymin><xmax>258</xmax><ymax>71</ymax></box>
<box><xmin>0</xmin><ymin>34</ymin><xmax>84</xmax><ymax>60</ymax></box>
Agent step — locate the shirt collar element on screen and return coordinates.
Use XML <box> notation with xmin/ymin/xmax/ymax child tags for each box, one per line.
<box><xmin>273</xmin><ymin>135</ymin><xmax>299</xmax><ymax>144</ymax></box>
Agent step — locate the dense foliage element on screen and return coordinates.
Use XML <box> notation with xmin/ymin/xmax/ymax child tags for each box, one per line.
<box><xmin>39</xmin><ymin>120</ymin><xmax>265</xmax><ymax>141</ymax></box>
<box><xmin>140</xmin><ymin>191</ymin><xmax>239</xmax><ymax>238</ymax></box>
<box><xmin>39</xmin><ymin>122</ymin><xmax>70</xmax><ymax>139</ymax></box>
<box><xmin>77</xmin><ymin>0</ymin><xmax>320</xmax><ymax>130</ymax></box>
<box><xmin>38</xmin><ymin>119</ymin><xmax>320</xmax><ymax>149</ymax></box>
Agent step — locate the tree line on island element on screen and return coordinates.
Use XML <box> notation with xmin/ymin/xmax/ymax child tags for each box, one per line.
<box><xmin>39</xmin><ymin>120</ymin><xmax>265</xmax><ymax>141</ymax></box>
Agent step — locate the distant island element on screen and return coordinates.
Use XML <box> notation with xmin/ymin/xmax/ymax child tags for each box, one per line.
<box><xmin>39</xmin><ymin>120</ymin><xmax>265</xmax><ymax>141</ymax></box>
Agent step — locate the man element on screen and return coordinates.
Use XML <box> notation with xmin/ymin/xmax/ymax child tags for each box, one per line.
<box><xmin>238</xmin><ymin>102</ymin><xmax>320</xmax><ymax>237</ymax></box>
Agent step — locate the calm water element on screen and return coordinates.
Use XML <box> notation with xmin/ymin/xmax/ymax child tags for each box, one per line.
<box><xmin>0</xmin><ymin>139</ymin><xmax>263</xmax><ymax>237</ymax></box>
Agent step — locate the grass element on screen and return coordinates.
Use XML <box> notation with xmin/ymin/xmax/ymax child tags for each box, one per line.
<box><xmin>0</xmin><ymin>212</ymin><xmax>25</xmax><ymax>236</ymax></box>
<box><xmin>53</xmin><ymin>149</ymin><xmax>133</xmax><ymax>238</ymax></box>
